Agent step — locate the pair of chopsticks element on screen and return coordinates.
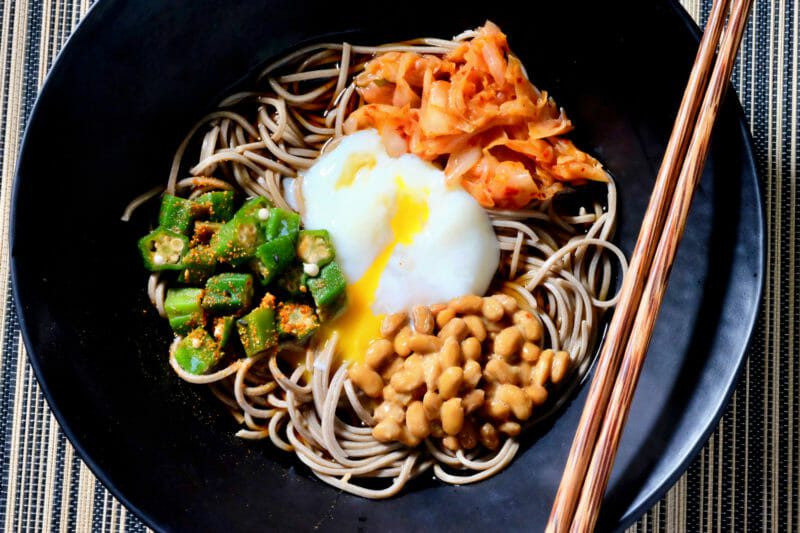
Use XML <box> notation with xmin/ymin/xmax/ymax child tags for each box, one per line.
<box><xmin>545</xmin><ymin>0</ymin><xmax>754</xmax><ymax>531</ymax></box>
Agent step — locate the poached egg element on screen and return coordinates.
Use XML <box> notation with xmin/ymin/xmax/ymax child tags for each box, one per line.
<box><xmin>300</xmin><ymin>129</ymin><xmax>499</xmax><ymax>363</ymax></box>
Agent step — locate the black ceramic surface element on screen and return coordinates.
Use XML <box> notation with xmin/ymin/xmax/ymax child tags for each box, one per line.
<box><xmin>11</xmin><ymin>0</ymin><xmax>763</xmax><ymax>531</ymax></box>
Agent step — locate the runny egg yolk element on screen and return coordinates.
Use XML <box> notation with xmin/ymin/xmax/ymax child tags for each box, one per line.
<box><xmin>320</xmin><ymin>176</ymin><xmax>429</xmax><ymax>364</ymax></box>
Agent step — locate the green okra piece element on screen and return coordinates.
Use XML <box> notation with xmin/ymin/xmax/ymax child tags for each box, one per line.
<box><xmin>201</xmin><ymin>273</ymin><xmax>254</xmax><ymax>315</ymax></box>
<box><xmin>180</xmin><ymin>245</ymin><xmax>216</xmax><ymax>285</ymax></box>
<box><xmin>265</xmin><ymin>208</ymin><xmax>301</xmax><ymax>242</ymax></box>
<box><xmin>164</xmin><ymin>288</ymin><xmax>205</xmax><ymax>335</ymax></box>
<box><xmin>236</xmin><ymin>306</ymin><xmax>278</xmax><ymax>356</ymax></box>
<box><xmin>210</xmin><ymin>197</ymin><xmax>272</xmax><ymax>266</ymax></box>
<box><xmin>276</xmin><ymin>263</ymin><xmax>309</xmax><ymax>297</ymax></box>
<box><xmin>307</xmin><ymin>260</ymin><xmax>347</xmax><ymax>321</ymax></box>
<box><xmin>138</xmin><ymin>227</ymin><xmax>189</xmax><ymax>271</ymax></box>
<box><xmin>277</xmin><ymin>302</ymin><xmax>319</xmax><ymax>343</ymax></box>
<box><xmin>193</xmin><ymin>191</ymin><xmax>235</xmax><ymax>222</ymax></box>
<box><xmin>173</xmin><ymin>328</ymin><xmax>222</xmax><ymax>375</ymax></box>
<box><xmin>252</xmin><ymin>235</ymin><xmax>296</xmax><ymax>286</ymax></box>
<box><xmin>158</xmin><ymin>195</ymin><xmax>195</xmax><ymax>235</ymax></box>
<box><xmin>296</xmin><ymin>229</ymin><xmax>335</xmax><ymax>267</ymax></box>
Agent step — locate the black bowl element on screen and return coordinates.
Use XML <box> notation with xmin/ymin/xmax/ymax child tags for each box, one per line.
<box><xmin>11</xmin><ymin>0</ymin><xmax>763</xmax><ymax>530</ymax></box>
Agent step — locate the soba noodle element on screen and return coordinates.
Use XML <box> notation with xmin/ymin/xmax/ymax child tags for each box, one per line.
<box><xmin>128</xmin><ymin>34</ymin><xmax>627</xmax><ymax>498</ymax></box>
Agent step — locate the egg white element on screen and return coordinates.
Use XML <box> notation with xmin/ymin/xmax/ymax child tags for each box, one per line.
<box><xmin>301</xmin><ymin>129</ymin><xmax>499</xmax><ymax>315</ymax></box>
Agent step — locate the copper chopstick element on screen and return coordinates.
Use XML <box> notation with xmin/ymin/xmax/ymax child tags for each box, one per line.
<box><xmin>567</xmin><ymin>0</ymin><xmax>754</xmax><ymax>530</ymax></box>
<box><xmin>545</xmin><ymin>1</ymin><xmax>732</xmax><ymax>530</ymax></box>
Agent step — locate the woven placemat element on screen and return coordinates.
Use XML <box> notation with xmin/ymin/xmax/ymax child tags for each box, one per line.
<box><xmin>0</xmin><ymin>1</ymin><xmax>793</xmax><ymax>530</ymax></box>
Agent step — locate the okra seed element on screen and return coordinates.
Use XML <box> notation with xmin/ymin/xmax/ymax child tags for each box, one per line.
<box><xmin>303</xmin><ymin>262</ymin><xmax>320</xmax><ymax>277</ymax></box>
<box><xmin>257</xmin><ymin>208</ymin><xmax>269</xmax><ymax>220</ymax></box>
<box><xmin>153</xmin><ymin>254</ymin><xmax>165</xmax><ymax>265</ymax></box>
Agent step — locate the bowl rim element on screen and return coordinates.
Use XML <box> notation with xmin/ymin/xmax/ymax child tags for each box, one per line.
<box><xmin>9</xmin><ymin>0</ymin><xmax>765</xmax><ymax>530</ymax></box>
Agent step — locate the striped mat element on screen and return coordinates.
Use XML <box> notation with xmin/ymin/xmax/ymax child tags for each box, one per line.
<box><xmin>0</xmin><ymin>1</ymin><xmax>796</xmax><ymax>531</ymax></box>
